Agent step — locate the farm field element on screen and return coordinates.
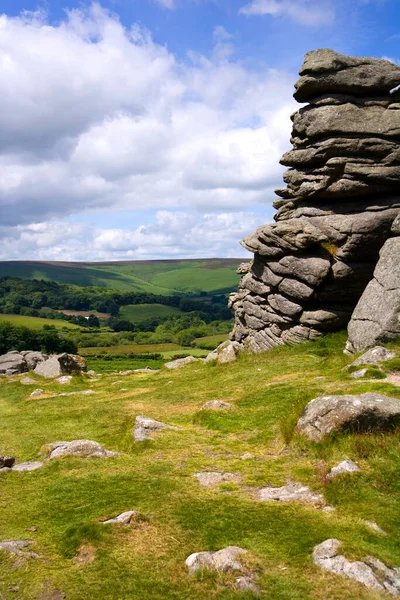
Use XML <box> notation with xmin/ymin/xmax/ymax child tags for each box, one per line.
<box><xmin>0</xmin><ymin>314</ymin><xmax>80</xmax><ymax>330</ymax></box>
<box><xmin>119</xmin><ymin>304</ymin><xmax>183</xmax><ymax>323</ymax></box>
<box><xmin>0</xmin><ymin>259</ymin><xmax>242</xmax><ymax>294</ymax></box>
<box><xmin>1</xmin><ymin>332</ymin><xmax>400</xmax><ymax>599</ymax></box>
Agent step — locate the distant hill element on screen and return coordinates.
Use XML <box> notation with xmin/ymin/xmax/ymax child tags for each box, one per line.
<box><xmin>0</xmin><ymin>258</ymin><xmax>243</xmax><ymax>295</ymax></box>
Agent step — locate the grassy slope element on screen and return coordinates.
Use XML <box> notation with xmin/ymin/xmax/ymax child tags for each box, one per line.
<box><xmin>0</xmin><ymin>314</ymin><xmax>79</xmax><ymax>330</ymax></box>
<box><xmin>119</xmin><ymin>303</ymin><xmax>183</xmax><ymax>323</ymax></box>
<box><xmin>1</xmin><ymin>332</ymin><xmax>400</xmax><ymax>599</ymax></box>
<box><xmin>0</xmin><ymin>259</ymin><xmax>242</xmax><ymax>294</ymax></box>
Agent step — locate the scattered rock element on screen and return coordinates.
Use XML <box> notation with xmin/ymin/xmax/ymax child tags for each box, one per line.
<box><xmin>186</xmin><ymin>546</ymin><xmax>247</xmax><ymax>574</ymax></box>
<box><xmin>235</xmin><ymin>576</ymin><xmax>261</xmax><ymax>595</ymax></box>
<box><xmin>30</xmin><ymin>389</ymin><xmax>45</xmax><ymax>397</ymax></box>
<box><xmin>55</xmin><ymin>376</ymin><xmax>72</xmax><ymax>384</ymax></box>
<box><xmin>34</xmin><ymin>353</ymin><xmax>87</xmax><ymax>378</ymax></box>
<box><xmin>20</xmin><ymin>376</ymin><xmax>36</xmax><ymax>385</ymax></box>
<box><xmin>0</xmin><ymin>540</ymin><xmax>39</xmax><ymax>559</ymax></box>
<box><xmin>200</xmin><ymin>400</ymin><xmax>233</xmax><ymax>411</ymax></box>
<box><xmin>164</xmin><ymin>356</ymin><xmax>203</xmax><ymax>369</ymax></box>
<box><xmin>133</xmin><ymin>416</ymin><xmax>180</xmax><ymax>442</ymax></box>
<box><xmin>50</xmin><ymin>390</ymin><xmax>95</xmax><ymax>397</ymax></box>
<box><xmin>119</xmin><ymin>370</ymin><xmax>133</xmax><ymax>375</ymax></box>
<box><xmin>350</xmin><ymin>368</ymin><xmax>368</xmax><ymax>379</ymax></box>
<box><xmin>0</xmin><ymin>455</ymin><xmax>15</xmax><ymax>468</ymax></box>
<box><xmin>204</xmin><ymin>350</ymin><xmax>218</xmax><ymax>363</ymax></box>
<box><xmin>46</xmin><ymin>440</ymin><xmax>119</xmax><ymax>460</ymax></box>
<box><xmin>347</xmin><ymin>346</ymin><xmax>396</xmax><ymax>367</ymax></box>
<box><xmin>216</xmin><ymin>341</ymin><xmax>242</xmax><ymax>365</ymax></box>
<box><xmin>327</xmin><ymin>459</ymin><xmax>361</xmax><ymax>480</ymax></box>
<box><xmin>194</xmin><ymin>472</ymin><xmax>241</xmax><ymax>488</ymax></box>
<box><xmin>364</xmin><ymin>521</ymin><xmax>387</xmax><ymax>536</ymax></box>
<box><xmin>133</xmin><ymin>367</ymin><xmax>160</xmax><ymax>374</ymax></box>
<box><xmin>297</xmin><ymin>392</ymin><xmax>400</xmax><ymax>442</ymax></box>
<box><xmin>258</xmin><ymin>482</ymin><xmax>325</xmax><ymax>507</ymax></box>
<box><xmin>11</xmin><ymin>462</ymin><xmax>44</xmax><ymax>472</ymax></box>
<box><xmin>313</xmin><ymin>539</ymin><xmax>400</xmax><ymax>595</ymax></box>
<box><xmin>87</xmin><ymin>370</ymin><xmax>97</xmax><ymax>376</ymax></box>
<box><xmin>102</xmin><ymin>511</ymin><xmax>137</xmax><ymax>525</ymax></box>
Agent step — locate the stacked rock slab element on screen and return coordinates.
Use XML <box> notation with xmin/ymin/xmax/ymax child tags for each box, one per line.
<box><xmin>229</xmin><ymin>49</ymin><xmax>400</xmax><ymax>353</ymax></box>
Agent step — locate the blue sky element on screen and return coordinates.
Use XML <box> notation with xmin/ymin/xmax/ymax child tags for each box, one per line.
<box><xmin>0</xmin><ymin>0</ymin><xmax>399</xmax><ymax>260</ymax></box>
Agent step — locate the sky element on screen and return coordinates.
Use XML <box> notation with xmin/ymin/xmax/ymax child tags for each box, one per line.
<box><xmin>0</xmin><ymin>0</ymin><xmax>399</xmax><ymax>261</ymax></box>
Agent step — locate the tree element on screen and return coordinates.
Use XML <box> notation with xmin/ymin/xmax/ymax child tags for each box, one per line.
<box><xmin>88</xmin><ymin>314</ymin><xmax>100</xmax><ymax>328</ymax></box>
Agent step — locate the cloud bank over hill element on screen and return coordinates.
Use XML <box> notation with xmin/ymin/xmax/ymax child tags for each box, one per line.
<box><xmin>0</xmin><ymin>2</ymin><xmax>294</xmax><ymax>259</ymax></box>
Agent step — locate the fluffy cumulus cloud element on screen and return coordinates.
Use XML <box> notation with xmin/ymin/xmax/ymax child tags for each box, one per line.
<box><xmin>0</xmin><ymin>211</ymin><xmax>263</xmax><ymax>261</ymax></box>
<box><xmin>239</xmin><ymin>0</ymin><xmax>335</xmax><ymax>26</ymax></box>
<box><xmin>0</xmin><ymin>3</ymin><xmax>296</xmax><ymax>259</ymax></box>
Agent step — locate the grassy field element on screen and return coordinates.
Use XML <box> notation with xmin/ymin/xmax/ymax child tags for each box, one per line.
<box><xmin>1</xmin><ymin>332</ymin><xmax>400</xmax><ymax>599</ymax></box>
<box><xmin>0</xmin><ymin>259</ymin><xmax>242</xmax><ymax>295</ymax></box>
<box><xmin>0</xmin><ymin>314</ymin><xmax>80</xmax><ymax>330</ymax></box>
<box><xmin>119</xmin><ymin>303</ymin><xmax>183</xmax><ymax>323</ymax></box>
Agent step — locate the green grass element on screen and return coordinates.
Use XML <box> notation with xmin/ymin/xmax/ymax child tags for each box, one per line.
<box><xmin>0</xmin><ymin>314</ymin><xmax>79</xmax><ymax>330</ymax></box>
<box><xmin>1</xmin><ymin>331</ymin><xmax>400</xmax><ymax>599</ymax></box>
<box><xmin>0</xmin><ymin>259</ymin><xmax>242</xmax><ymax>294</ymax></box>
<box><xmin>119</xmin><ymin>303</ymin><xmax>183</xmax><ymax>323</ymax></box>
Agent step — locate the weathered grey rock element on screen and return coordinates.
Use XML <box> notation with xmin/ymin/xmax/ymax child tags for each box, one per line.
<box><xmin>0</xmin><ymin>540</ymin><xmax>39</xmax><ymax>559</ymax></box>
<box><xmin>258</xmin><ymin>482</ymin><xmax>325</xmax><ymax>507</ymax></box>
<box><xmin>297</xmin><ymin>392</ymin><xmax>400</xmax><ymax>442</ymax></box>
<box><xmin>133</xmin><ymin>416</ymin><xmax>180</xmax><ymax>442</ymax></box>
<box><xmin>56</xmin><ymin>376</ymin><xmax>72</xmax><ymax>384</ymax></box>
<box><xmin>350</xmin><ymin>368</ymin><xmax>368</xmax><ymax>379</ymax></box>
<box><xmin>186</xmin><ymin>546</ymin><xmax>247</xmax><ymax>574</ymax></box>
<box><xmin>164</xmin><ymin>356</ymin><xmax>203</xmax><ymax>369</ymax></box>
<box><xmin>50</xmin><ymin>389</ymin><xmax>95</xmax><ymax>398</ymax></box>
<box><xmin>0</xmin><ymin>455</ymin><xmax>15</xmax><ymax>468</ymax></box>
<box><xmin>22</xmin><ymin>351</ymin><xmax>48</xmax><ymax>370</ymax></box>
<box><xmin>348</xmin><ymin>346</ymin><xmax>396</xmax><ymax>366</ymax></box>
<box><xmin>327</xmin><ymin>459</ymin><xmax>361</xmax><ymax>480</ymax></box>
<box><xmin>30</xmin><ymin>388</ymin><xmax>44</xmax><ymax>397</ymax></box>
<box><xmin>295</xmin><ymin>49</ymin><xmax>400</xmax><ymax>102</ymax></box>
<box><xmin>11</xmin><ymin>462</ymin><xmax>44</xmax><ymax>472</ymax></box>
<box><xmin>20</xmin><ymin>377</ymin><xmax>37</xmax><ymax>385</ymax></box>
<box><xmin>364</xmin><ymin>521</ymin><xmax>387</xmax><ymax>536</ymax></box>
<box><xmin>235</xmin><ymin>577</ymin><xmax>261</xmax><ymax>595</ymax></box>
<box><xmin>0</xmin><ymin>352</ymin><xmax>28</xmax><ymax>375</ymax></box>
<box><xmin>346</xmin><ymin>234</ymin><xmax>400</xmax><ymax>352</ymax></box>
<box><xmin>132</xmin><ymin>367</ymin><xmax>160</xmax><ymax>374</ymax></box>
<box><xmin>47</xmin><ymin>440</ymin><xmax>119</xmax><ymax>460</ymax></box>
<box><xmin>200</xmin><ymin>400</ymin><xmax>232</xmax><ymax>411</ymax></box>
<box><xmin>216</xmin><ymin>341</ymin><xmax>242</xmax><ymax>365</ymax></box>
<box><xmin>102</xmin><ymin>511</ymin><xmax>137</xmax><ymax>525</ymax></box>
<box><xmin>34</xmin><ymin>353</ymin><xmax>87</xmax><ymax>378</ymax></box>
<box><xmin>194</xmin><ymin>472</ymin><xmax>241</xmax><ymax>488</ymax></box>
<box><xmin>313</xmin><ymin>539</ymin><xmax>400</xmax><ymax>594</ymax></box>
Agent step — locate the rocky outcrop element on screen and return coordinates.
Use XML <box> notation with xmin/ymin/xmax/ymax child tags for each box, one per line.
<box><xmin>230</xmin><ymin>49</ymin><xmax>400</xmax><ymax>353</ymax></box>
<box><xmin>133</xmin><ymin>416</ymin><xmax>180</xmax><ymax>441</ymax></box>
<box><xmin>346</xmin><ymin>215</ymin><xmax>400</xmax><ymax>352</ymax></box>
<box><xmin>313</xmin><ymin>539</ymin><xmax>400</xmax><ymax>595</ymax></box>
<box><xmin>0</xmin><ymin>351</ymin><xmax>47</xmax><ymax>375</ymax></box>
<box><xmin>34</xmin><ymin>353</ymin><xmax>87</xmax><ymax>378</ymax></box>
<box><xmin>297</xmin><ymin>392</ymin><xmax>400</xmax><ymax>442</ymax></box>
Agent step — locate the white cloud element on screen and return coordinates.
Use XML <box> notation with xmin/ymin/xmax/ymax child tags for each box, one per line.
<box><xmin>0</xmin><ymin>3</ymin><xmax>296</xmax><ymax>258</ymax></box>
<box><xmin>239</xmin><ymin>0</ymin><xmax>335</xmax><ymax>26</ymax></box>
<box><xmin>154</xmin><ymin>0</ymin><xmax>176</xmax><ymax>8</ymax></box>
<box><xmin>0</xmin><ymin>211</ymin><xmax>262</xmax><ymax>261</ymax></box>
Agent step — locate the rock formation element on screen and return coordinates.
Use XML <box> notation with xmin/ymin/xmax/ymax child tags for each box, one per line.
<box><xmin>229</xmin><ymin>49</ymin><xmax>400</xmax><ymax>353</ymax></box>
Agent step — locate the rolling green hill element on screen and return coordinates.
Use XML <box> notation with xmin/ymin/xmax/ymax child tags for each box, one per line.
<box><xmin>119</xmin><ymin>303</ymin><xmax>183</xmax><ymax>323</ymax></box>
<box><xmin>0</xmin><ymin>314</ymin><xmax>80</xmax><ymax>330</ymax></box>
<box><xmin>0</xmin><ymin>259</ymin><xmax>243</xmax><ymax>295</ymax></box>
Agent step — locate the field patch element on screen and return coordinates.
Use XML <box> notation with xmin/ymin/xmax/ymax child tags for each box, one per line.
<box><xmin>119</xmin><ymin>304</ymin><xmax>183</xmax><ymax>323</ymax></box>
<box><xmin>0</xmin><ymin>314</ymin><xmax>79</xmax><ymax>330</ymax></box>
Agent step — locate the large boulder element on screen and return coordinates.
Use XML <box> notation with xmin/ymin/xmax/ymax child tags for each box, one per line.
<box><xmin>0</xmin><ymin>351</ymin><xmax>47</xmax><ymax>375</ymax></box>
<box><xmin>346</xmin><ymin>216</ymin><xmax>400</xmax><ymax>352</ymax></box>
<box><xmin>297</xmin><ymin>392</ymin><xmax>400</xmax><ymax>442</ymax></box>
<box><xmin>46</xmin><ymin>440</ymin><xmax>119</xmax><ymax>460</ymax></box>
<box><xmin>133</xmin><ymin>416</ymin><xmax>180</xmax><ymax>442</ymax></box>
<box><xmin>34</xmin><ymin>353</ymin><xmax>87</xmax><ymax>378</ymax></box>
